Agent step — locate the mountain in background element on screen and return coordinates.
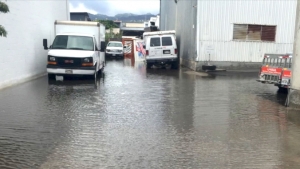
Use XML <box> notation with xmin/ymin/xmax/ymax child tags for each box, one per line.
<box><xmin>88</xmin><ymin>13</ymin><xmax>157</xmax><ymax>22</ymax></box>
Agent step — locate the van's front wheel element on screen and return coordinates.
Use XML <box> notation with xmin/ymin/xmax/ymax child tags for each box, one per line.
<box><xmin>147</xmin><ymin>63</ymin><xmax>152</xmax><ymax>69</ymax></box>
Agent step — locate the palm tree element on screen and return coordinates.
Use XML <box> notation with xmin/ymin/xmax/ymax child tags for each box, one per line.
<box><xmin>0</xmin><ymin>1</ymin><xmax>9</xmax><ymax>37</ymax></box>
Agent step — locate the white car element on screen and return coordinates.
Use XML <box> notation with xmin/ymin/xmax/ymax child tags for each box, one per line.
<box><xmin>105</xmin><ymin>41</ymin><xmax>124</xmax><ymax>59</ymax></box>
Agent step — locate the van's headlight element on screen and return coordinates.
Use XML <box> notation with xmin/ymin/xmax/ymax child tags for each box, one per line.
<box><xmin>83</xmin><ymin>57</ymin><xmax>93</xmax><ymax>63</ymax></box>
<box><xmin>48</xmin><ymin>56</ymin><xmax>55</xmax><ymax>61</ymax></box>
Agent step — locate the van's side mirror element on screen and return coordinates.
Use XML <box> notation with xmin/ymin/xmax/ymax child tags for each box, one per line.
<box><xmin>100</xmin><ymin>41</ymin><xmax>106</xmax><ymax>52</ymax></box>
<box><xmin>43</xmin><ymin>39</ymin><xmax>48</xmax><ymax>50</ymax></box>
<box><xmin>123</xmin><ymin>46</ymin><xmax>127</xmax><ymax>49</ymax></box>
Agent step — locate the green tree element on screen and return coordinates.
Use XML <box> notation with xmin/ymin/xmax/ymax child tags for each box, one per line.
<box><xmin>0</xmin><ymin>1</ymin><xmax>9</xmax><ymax>37</ymax></box>
<box><xmin>97</xmin><ymin>20</ymin><xmax>123</xmax><ymax>43</ymax></box>
<box><xmin>96</xmin><ymin>20</ymin><xmax>118</xmax><ymax>30</ymax></box>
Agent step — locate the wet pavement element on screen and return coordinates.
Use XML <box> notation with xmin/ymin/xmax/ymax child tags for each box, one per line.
<box><xmin>1</xmin><ymin>59</ymin><xmax>300</xmax><ymax>168</ymax></box>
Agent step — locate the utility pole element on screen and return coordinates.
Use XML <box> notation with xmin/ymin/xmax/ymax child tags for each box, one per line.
<box><xmin>288</xmin><ymin>0</ymin><xmax>300</xmax><ymax>107</ymax></box>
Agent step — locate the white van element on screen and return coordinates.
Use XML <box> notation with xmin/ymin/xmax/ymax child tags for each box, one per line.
<box><xmin>143</xmin><ymin>30</ymin><xmax>178</xmax><ymax>69</ymax></box>
<box><xmin>43</xmin><ymin>20</ymin><xmax>106</xmax><ymax>79</ymax></box>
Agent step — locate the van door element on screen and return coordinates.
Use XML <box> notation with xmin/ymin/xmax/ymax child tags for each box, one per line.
<box><xmin>94</xmin><ymin>37</ymin><xmax>100</xmax><ymax>70</ymax></box>
<box><xmin>148</xmin><ymin>36</ymin><xmax>162</xmax><ymax>59</ymax></box>
<box><xmin>161</xmin><ymin>35</ymin><xmax>175</xmax><ymax>58</ymax></box>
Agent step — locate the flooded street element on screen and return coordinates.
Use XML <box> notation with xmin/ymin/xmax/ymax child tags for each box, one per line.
<box><xmin>1</xmin><ymin>60</ymin><xmax>300</xmax><ymax>168</ymax></box>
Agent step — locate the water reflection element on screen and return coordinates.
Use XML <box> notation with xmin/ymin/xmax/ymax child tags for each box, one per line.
<box><xmin>1</xmin><ymin>61</ymin><xmax>300</xmax><ymax>168</ymax></box>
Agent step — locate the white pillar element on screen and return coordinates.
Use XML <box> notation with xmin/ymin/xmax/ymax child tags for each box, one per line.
<box><xmin>289</xmin><ymin>0</ymin><xmax>300</xmax><ymax>108</ymax></box>
<box><xmin>66</xmin><ymin>0</ymin><xmax>70</xmax><ymax>20</ymax></box>
<box><xmin>291</xmin><ymin>0</ymin><xmax>300</xmax><ymax>90</ymax></box>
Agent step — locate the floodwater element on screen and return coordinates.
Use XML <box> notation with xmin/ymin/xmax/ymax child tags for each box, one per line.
<box><xmin>0</xmin><ymin>59</ymin><xmax>300</xmax><ymax>169</ymax></box>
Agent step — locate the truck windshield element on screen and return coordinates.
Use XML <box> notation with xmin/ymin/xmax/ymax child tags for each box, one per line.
<box><xmin>51</xmin><ymin>35</ymin><xmax>94</xmax><ymax>51</ymax></box>
<box><xmin>107</xmin><ymin>42</ymin><xmax>122</xmax><ymax>47</ymax></box>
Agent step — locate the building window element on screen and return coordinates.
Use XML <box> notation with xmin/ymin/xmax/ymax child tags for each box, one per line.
<box><xmin>233</xmin><ymin>24</ymin><xmax>276</xmax><ymax>42</ymax></box>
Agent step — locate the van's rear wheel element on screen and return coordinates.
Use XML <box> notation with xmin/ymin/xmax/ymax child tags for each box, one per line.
<box><xmin>48</xmin><ymin>74</ymin><xmax>55</xmax><ymax>80</ymax></box>
<box><xmin>171</xmin><ymin>61</ymin><xmax>179</xmax><ymax>69</ymax></box>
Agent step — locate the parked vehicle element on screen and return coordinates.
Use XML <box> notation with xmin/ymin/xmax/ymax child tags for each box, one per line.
<box><xmin>256</xmin><ymin>53</ymin><xmax>292</xmax><ymax>90</ymax></box>
<box><xmin>42</xmin><ymin>20</ymin><xmax>106</xmax><ymax>79</ymax></box>
<box><xmin>105</xmin><ymin>41</ymin><xmax>125</xmax><ymax>59</ymax></box>
<box><xmin>142</xmin><ymin>30</ymin><xmax>178</xmax><ymax>69</ymax></box>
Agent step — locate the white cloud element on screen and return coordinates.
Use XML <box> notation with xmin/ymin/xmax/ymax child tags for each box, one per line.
<box><xmin>106</xmin><ymin>0</ymin><xmax>160</xmax><ymax>16</ymax></box>
<box><xmin>69</xmin><ymin>3</ymin><xmax>98</xmax><ymax>15</ymax></box>
<box><xmin>69</xmin><ymin>0</ymin><xmax>159</xmax><ymax>16</ymax></box>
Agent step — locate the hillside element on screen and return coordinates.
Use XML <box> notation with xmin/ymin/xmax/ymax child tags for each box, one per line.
<box><xmin>88</xmin><ymin>13</ymin><xmax>157</xmax><ymax>22</ymax></box>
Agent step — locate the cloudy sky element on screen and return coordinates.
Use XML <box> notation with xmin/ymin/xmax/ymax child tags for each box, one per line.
<box><xmin>69</xmin><ymin>0</ymin><xmax>160</xmax><ymax>16</ymax></box>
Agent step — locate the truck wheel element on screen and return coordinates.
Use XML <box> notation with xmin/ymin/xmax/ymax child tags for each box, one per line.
<box><xmin>278</xmin><ymin>86</ymin><xmax>288</xmax><ymax>93</ymax></box>
<box><xmin>98</xmin><ymin>66</ymin><xmax>104</xmax><ymax>77</ymax></box>
<box><xmin>147</xmin><ymin>63</ymin><xmax>152</xmax><ymax>69</ymax></box>
<box><xmin>94</xmin><ymin>66</ymin><xmax>98</xmax><ymax>79</ymax></box>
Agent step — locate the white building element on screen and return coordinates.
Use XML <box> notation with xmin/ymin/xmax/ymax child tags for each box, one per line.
<box><xmin>160</xmin><ymin>0</ymin><xmax>297</xmax><ymax>71</ymax></box>
<box><xmin>0</xmin><ymin>0</ymin><xmax>69</xmax><ymax>89</ymax></box>
<box><xmin>147</xmin><ymin>15</ymin><xmax>160</xmax><ymax>29</ymax></box>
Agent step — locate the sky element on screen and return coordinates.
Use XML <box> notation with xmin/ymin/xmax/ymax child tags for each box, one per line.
<box><xmin>69</xmin><ymin>0</ymin><xmax>160</xmax><ymax>16</ymax></box>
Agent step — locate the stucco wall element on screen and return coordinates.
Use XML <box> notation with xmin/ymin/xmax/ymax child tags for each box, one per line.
<box><xmin>0</xmin><ymin>0</ymin><xmax>69</xmax><ymax>89</ymax></box>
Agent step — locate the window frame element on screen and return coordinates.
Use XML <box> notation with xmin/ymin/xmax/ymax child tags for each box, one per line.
<box><xmin>233</xmin><ymin>24</ymin><xmax>276</xmax><ymax>42</ymax></box>
<box><xmin>161</xmin><ymin>36</ymin><xmax>173</xmax><ymax>46</ymax></box>
<box><xmin>150</xmin><ymin>37</ymin><xmax>161</xmax><ymax>47</ymax></box>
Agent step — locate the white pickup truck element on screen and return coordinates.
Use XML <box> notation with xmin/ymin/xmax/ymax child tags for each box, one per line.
<box><xmin>43</xmin><ymin>20</ymin><xmax>106</xmax><ymax>79</ymax></box>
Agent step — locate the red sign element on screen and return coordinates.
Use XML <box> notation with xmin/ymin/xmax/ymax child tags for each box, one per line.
<box><xmin>282</xmin><ymin>70</ymin><xmax>291</xmax><ymax>78</ymax></box>
<box><xmin>261</xmin><ymin>66</ymin><xmax>282</xmax><ymax>75</ymax></box>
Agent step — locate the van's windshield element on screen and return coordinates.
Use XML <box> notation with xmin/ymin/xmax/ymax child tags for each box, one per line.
<box><xmin>51</xmin><ymin>35</ymin><xmax>94</xmax><ymax>51</ymax></box>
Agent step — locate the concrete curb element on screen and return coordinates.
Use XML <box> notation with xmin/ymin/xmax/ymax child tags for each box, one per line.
<box><xmin>0</xmin><ymin>72</ymin><xmax>47</xmax><ymax>91</ymax></box>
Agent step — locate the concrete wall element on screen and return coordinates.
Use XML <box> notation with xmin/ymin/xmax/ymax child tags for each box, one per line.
<box><xmin>160</xmin><ymin>0</ymin><xmax>176</xmax><ymax>31</ymax></box>
<box><xmin>70</xmin><ymin>12</ymin><xmax>90</xmax><ymax>21</ymax></box>
<box><xmin>125</xmin><ymin>23</ymin><xmax>145</xmax><ymax>28</ymax></box>
<box><xmin>0</xmin><ymin>0</ymin><xmax>69</xmax><ymax>89</ymax></box>
<box><xmin>160</xmin><ymin>0</ymin><xmax>198</xmax><ymax>69</ymax></box>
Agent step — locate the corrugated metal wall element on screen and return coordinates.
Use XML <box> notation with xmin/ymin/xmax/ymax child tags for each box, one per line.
<box><xmin>160</xmin><ymin>0</ymin><xmax>198</xmax><ymax>61</ymax></box>
<box><xmin>160</xmin><ymin>0</ymin><xmax>176</xmax><ymax>31</ymax></box>
<box><xmin>197</xmin><ymin>0</ymin><xmax>297</xmax><ymax>62</ymax></box>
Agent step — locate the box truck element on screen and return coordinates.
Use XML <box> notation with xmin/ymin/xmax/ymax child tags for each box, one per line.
<box><xmin>43</xmin><ymin>20</ymin><xmax>106</xmax><ymax>79</ymax></box>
